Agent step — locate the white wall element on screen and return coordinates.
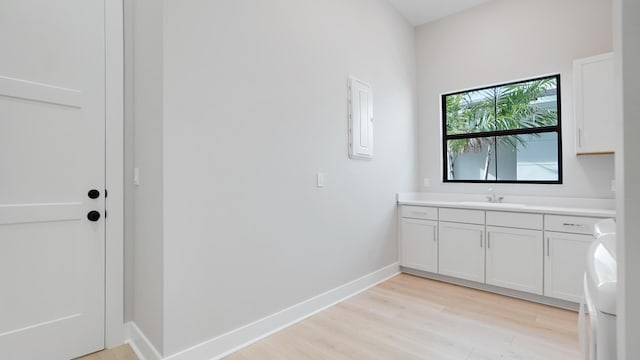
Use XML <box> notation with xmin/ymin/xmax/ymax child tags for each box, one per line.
<box><xmin>615</xmin><ymin>0</ymin><xmax>640</xmax><ymax>358</ymax></box>
<box><xmin>161</xmin><ymin>0</ymin><xmax>417</xmax><ymax>355</ymax></box>
<box><xmin>131</xmin><ymin>0</ymin><xmax>165</xmax><ymax>353</ymax></box>
<box><xmin>416</xmin><ymin>0</ymin><xmax>615</xmax><ymax>198</ymax></box>
<box><xmin>123</xmin><ymin>0</ymin><xmax>134</xmax><ymax>325</ymax></box>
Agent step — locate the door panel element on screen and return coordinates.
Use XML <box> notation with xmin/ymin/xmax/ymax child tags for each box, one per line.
<box><xmin>0</xmin><ymin>0</ymin><xmax>106</xmax><ymax>359</ymax></box>
<box><xmin>486</xmin><ymin>226</ymin><xmax>543</xmax><ymax>294</ymax></box>
<box><xmin>438</xmin><ymin>222</ymin><xmax>485</xmax><ymax>283</ymax></box>
<box><xmin>544</xmin><ymin>231</ymin><xmax>593</xmax><ymax>302</ymax></box>
<box><xmin>400</xmin><ymin>218</ymin><xmax>438</xmax><ymax>273</ymax></box>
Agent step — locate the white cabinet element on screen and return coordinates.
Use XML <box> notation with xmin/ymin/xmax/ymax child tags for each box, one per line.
<box><xmin>544</xmin><ymin>214</ymin><xmax>603</xmax><ymax>302</ymax></box>
<box><xmin>544</xmin><ymin>231</ymin><xmax>594</xmax><ymax>303</ymax></box>
<box><xmin>439</xmin><ymin>221</ymin><xmax>485</xmax><ymax>283</ymax></box>
<box><xmin>400</xmin><ymin>218</ymin><xmax>438</xmax><ymax>272</ymax></box>
<box><xmin>573</xmin><ymin>52</ymin><xmax>615</xmax><ymax>155</ymax></box>
<box><xmin>545</xmin><ymin>214</ymin><xmax>603</xmax><ymax>235</ymax></box>
<box><xmin>398</xmin><ymin>203</ymin><xmax>609</xmax><ymax>305</ymax></box>
<box><xmin>399</xmin><ymin>206</ymin><xmax>438</xmax><ymax>273</ymax></box>
<box><xmin>486</xmin><ymin>226</ymin><xmax>543</xmax><ymax>295</ymax></box>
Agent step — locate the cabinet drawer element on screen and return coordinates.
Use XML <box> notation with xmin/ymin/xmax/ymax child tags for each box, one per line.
<box><xmin>400</xmin><ymin>206</ymin><xmax>438</xmax><ymax>220</ymax></box>
<box><xmin>487</xmin><ymin>211</ymin><xmax>543</xmax><ymax>230</ymax></box>
<box><xmin>544</xmin><ymin>215</ymin><xmax>605</xmax><ymax>235</ymax></box>
<box><xmin>439</xmin><ymin>208</ymin><xmax>484</xmax><ymax>225</ymax></box>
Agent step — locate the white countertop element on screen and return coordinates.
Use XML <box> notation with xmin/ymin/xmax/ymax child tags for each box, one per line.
<box><xmin>397</xmin><ymin>192</ymin><xmax>616</xmax><ymax>218</ymax></box>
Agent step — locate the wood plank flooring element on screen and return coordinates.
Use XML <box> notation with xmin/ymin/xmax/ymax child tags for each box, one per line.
<box><xmin>79</xmin><ymin>274</ymin><xmax>582</xmax><ymax>360</ymax></box>
<box><xmin>75</xmin><ymin>344</ymin><xmax>137</xmax><ymax>360</ymax></box>
<box><xmin>224</xmin><ymin>274</ymin><xmax>581</xmax><ymax>360</ymax></box>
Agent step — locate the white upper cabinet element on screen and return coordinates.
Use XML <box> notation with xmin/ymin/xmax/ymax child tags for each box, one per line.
<box><xmin>573</xmin><ymin>52</ymin><xmax>615</xmax><ymax>155</ymax></box>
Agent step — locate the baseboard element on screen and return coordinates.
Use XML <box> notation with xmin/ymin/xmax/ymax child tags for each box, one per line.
<box><xmin>125</xmin><ymin>322</ymin><xmax>163</xmax><ymax>360</ymax></box>
<box><xmin>400</xmin><ymin>267</ymin><xmax>580</xmax><ymax>311</ymax></box>
<box><xmin>159</xmin><ymin>262</ymin><xmax>400</xmax><ymax>360</ymax></box>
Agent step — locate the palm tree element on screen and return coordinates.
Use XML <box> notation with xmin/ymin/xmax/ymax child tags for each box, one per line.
<box><xmin>445</xmin><ymin>78</ymin><xmax>558</xmax><ymax>180</ymax></box>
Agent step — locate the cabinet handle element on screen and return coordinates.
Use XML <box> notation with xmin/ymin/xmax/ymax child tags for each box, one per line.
<box><xmin>547</xmin><ymin>237</ymin><xmax>550</xmax><ymax>257</ymax></box>
<box><xmin>480</xmin><ymin>232</ymin><xmax>483</xmax><ymax>248</ymax></box>
<box><xmin>578</xmin><ymin>128</ymin><xmax>582</xmax><ymax>148</ymax></box>
<box><xmin>433</xmin><ymin>227</ymin><xmax>436</xmax><ymax>242</ymax></box>
<box><xmin>487</xmin><ymin>232</ymin><xmax>491</xmax><ymax>249</ymax></box>
<box><xmin>563</xmin><ymin>223</ymin><xmax>584</xmax><ymax>228</ymax></box>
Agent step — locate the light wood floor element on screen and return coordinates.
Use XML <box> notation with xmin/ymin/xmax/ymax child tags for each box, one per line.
<box><xmin>80</xmin><ymin>274</ymin><xmax>582</xmax><ymax>360</ymax></box>
<box><xmin>75</xmin><ymin>344</ymin><xmax>137</xmax><ymax>360</ymax></box>
<box><xmin>225</xmin><ymin>274</ymin><xmax>581</xmax><ymax>360</ymax></box>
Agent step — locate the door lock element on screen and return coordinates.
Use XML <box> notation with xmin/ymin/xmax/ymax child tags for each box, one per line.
<box><xmin>88</xmin><ymin>189</ymin><xmax>100</xmax><ymax>199</ymax></box>
<box><xmin>87</xmin><ymin>211</ymin><xmax>101</xmax><ymax>222</ymax></box>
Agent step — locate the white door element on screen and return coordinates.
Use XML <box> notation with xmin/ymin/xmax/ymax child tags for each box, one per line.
<box><xmin>485</xmin><ymin>226</ymin><xmax>543</xmax><ymax>295</ymax></box>
<box><xmin>438</xmin><ymin>222</ymin><xmax>485</xmax><ymax>283</ymax></box>
<box><xmin>544</xmin><ymin>231</ymin><xmax>593</xmax><ymax>303</ymax></box>
<box><xmin>0</xmin><ymin>1</ymin><xmax>106</xmax><ymax>359</ymax></box>
<box><xmin>400</xmin><ymin>218</ymin><xmax>438</xmax><ymax>273</ymax></box>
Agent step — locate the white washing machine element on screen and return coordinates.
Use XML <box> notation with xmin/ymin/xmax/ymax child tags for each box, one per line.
<box><xmin>580</xmin><ymin>219</ymin><xmax>617</xmax><ymax>360</ymax></box>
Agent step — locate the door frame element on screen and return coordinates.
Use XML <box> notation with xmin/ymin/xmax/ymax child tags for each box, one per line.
<box><xmin>105</xmin><ymin>0</ymin><xmax>125</xmax><ymax>348</ymax></box>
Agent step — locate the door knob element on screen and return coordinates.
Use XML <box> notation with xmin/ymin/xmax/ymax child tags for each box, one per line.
<box><xmin>87</xmin><ymin>211</ymin><xmax>101</xmax><ymax>222</ymax></box>
<box><xmin>88</xmin><ymin>189</ymin><xmax>100</xmax><ymax>199</ymax></box>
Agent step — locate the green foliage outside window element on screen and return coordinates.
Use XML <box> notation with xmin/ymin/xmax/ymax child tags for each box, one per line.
<box><xmin>443</xmin><ymin>75</ymin><xmax>561</xmax><ymax>183</ymax></box>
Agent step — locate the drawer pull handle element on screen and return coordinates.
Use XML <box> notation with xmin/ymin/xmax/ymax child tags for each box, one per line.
<box><xmin>563</xmin><ymin>223</ymin><xmax>583</xmax><ymax>227</ymax></box>
<box><xmin>412</xmin><ymin>211</ymin><xmax>427</xmax><ymax>216</ymax></box>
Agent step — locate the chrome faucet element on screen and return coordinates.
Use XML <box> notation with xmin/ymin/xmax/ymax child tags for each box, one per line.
<box><xmin>486</xmin><ymin>188</ymin><xmax>504</xmax><ymax>203</ymax></box>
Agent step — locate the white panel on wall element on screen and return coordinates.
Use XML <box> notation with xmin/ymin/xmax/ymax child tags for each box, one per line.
<box><xmin>348</xmin><ymin>76</ymin><xmax>373</xmax><ymax>160</ymax></box>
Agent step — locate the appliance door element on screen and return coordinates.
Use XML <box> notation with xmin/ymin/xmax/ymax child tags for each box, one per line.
<box><xmin>582</xmin><ymin>274</ymin><xmax>598</xmax><ymax>360</ymax></box>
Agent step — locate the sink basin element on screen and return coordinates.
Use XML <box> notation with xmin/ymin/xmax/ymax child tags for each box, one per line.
<box><xmin>459</xmin><ymin>201</ymin><xmax>525</xmax><ymax>209</ymax></box>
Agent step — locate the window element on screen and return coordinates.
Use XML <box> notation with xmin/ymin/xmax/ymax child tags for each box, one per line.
<box><xmin>442</xmin><ymin>75</ymin><xmax>562</xmax><ymax>183</ymax></box>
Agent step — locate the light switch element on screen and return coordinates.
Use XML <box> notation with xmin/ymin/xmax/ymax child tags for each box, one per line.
<box><xmin>317</xmin><ymin>173</ymin><xmax>325</xmax><ymax>188</ymax></box>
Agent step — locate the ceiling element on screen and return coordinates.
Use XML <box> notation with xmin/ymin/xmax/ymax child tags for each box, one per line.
<box><xmin>386</xmin><ymin>0</ymin><xmax>495</xmax><ymax>26</ymax></box>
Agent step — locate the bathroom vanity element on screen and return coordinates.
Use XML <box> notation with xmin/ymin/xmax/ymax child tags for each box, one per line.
<box><xmin>397</xmin><ymin>193</ymin><xmax>615</xmax><ymax>309</ymax></box>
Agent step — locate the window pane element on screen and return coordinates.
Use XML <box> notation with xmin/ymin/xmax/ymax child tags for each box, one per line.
<box><xmin>445</xmin><ymin>88</ymin><xmax>496</xmax><ymax>135</ymax></box>
<box><xmin>495</xmin><ymin>133</ymin><xmax>559</xmax><ymax>181</ymax></box>
<box><xmin>495</xmin><ymin>77</ymin><xmax>558</xmax><ymax>131</ymax></box>
<box><xmin>446</xmin><ymin>138</ymin><xmax>497</xmax><ymax>181</ymax></box>
<box><xmin>442</xmin><ymin>75</ymin><xmax>561</xmax><ymax>183</ymax></box>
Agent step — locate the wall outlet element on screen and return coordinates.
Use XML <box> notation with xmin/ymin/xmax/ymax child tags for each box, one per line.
<box><xmin>423</xmin><ymin>178</ymin><xmax>431</xmax><ymax>187</ymax></box>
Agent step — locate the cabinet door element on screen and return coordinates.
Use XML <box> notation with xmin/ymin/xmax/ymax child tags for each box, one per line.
<box><xmin>544</xmin><ymin>231</ymin><xmax>593</xmax><ymax>302</ymax></box>
<box><xmin>400</xmin><ymin>218</ymin><xmax>438</xmax><ymax>272</ymax></box>
<box><xmin>439</xmin><ymin>222</ymin><xmax>485</xmax><ymax>283</ymax></box>
<box><xmin>486</xmin><ymin>226</ymin><xmax>543</xmax><ymax>294</ymax></box>
<box><xmin>574</xmin><ymin>53</ymin><xmax>615</xmax><ymax>155</ymax></box>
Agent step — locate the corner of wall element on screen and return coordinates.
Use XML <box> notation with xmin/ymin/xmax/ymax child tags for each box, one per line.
<box><xmin>130</xmin><ymin>0</ymin><xmax>165</xmax><ymax>354</ymax></box>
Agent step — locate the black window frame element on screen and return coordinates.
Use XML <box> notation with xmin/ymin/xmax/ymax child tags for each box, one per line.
<box><xmin>441</xmin><ymin>74</ymin><xmax>563</xmax><ymax>184</ymax></box>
